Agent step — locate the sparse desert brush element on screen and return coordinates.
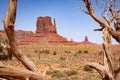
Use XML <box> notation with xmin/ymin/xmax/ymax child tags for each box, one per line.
<box><xmin>60</xmin><ymin>61</ymin><xmax>68</xmax><ymax>68</ymax></box>
<box><xmin>60</xmin><ymin>56</ymin><xmax>66</xmax><ymax>60</ymax></box>
<box><xmin>51</xmin><ymin>70</ymin><xmax>66</xmax><ymax>78</ymax></box>
<box><xmin>98</xmin><ymin>51</ymin><xmax>103</xmax><ymax>55</ymax></box>
<box><xmin>83</xmin><ymin>50</ymin><xmax>89</xmax><ymax>53</ymax></box>
<box><xmin>77</xmin><ymin>50</ymin><xmax>82</xmax><ymax>53</ymax></box>
<box><xmin>53</xmin><ymin>51</ymin><xmax>57</xmax><ymax>55</ymax></box>
<box><xmin>83</xmin><ymin>65</ymin><xmax>92</xmax><ymax>72</ymax></box>
<box><xmin>34</xmin><ymin>49</ymin><xmax>38</xmax><ymax>53</ymax></box>
<box><xmin>38</xmin><ymin>49</ymin><xmax>50</xmax><ymax>54</ymax></box>
<box><xmin>74</xmin><ymin>50</ymin><xmax>82</xmax><ymax>57</ymax></box>
<box><xmin>71</xmin><ymin>75</ymin><xmax>79</xmax><ymax>80</ymax></box>
<box><xmin>46</xmin><ymin>70</ymin><xmax>53</xmax><ymax>75</ymax></box>
<box><xmin>39</xmin><ymin>50</ymin><xmax>43</xmax><ymax>53</ymax></box>
<box><xmin>64</xmin><ymin>50</ymin><xmax>71</xmax><ymax>53</ymax></box>
<box><xmin>64</xmin><ymin>69</ymin><xmax>78</xmax><ymax>76</ymax></box>
<box><xmin>43</xmin><ymin>49</ymin><xmax>50</xmax><ymax>54</ymax></box>
<box><xmin>13</xmin><ymin>44</ymin><xmax>119</xmax><ymax>80</ymax></box>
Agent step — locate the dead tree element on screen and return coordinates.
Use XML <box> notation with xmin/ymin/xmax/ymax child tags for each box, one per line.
<box><xmin>81</xmin><ymin>0</ymin><xmax>120</xmax><ymax>80</ymax></box>
<box><xmin>0</xmin><ymin>0</ymin><xmax>45</xmax><ymax>79</ymax></box>
<box><xmin>87</xmin><ymin>28</ymin><xmax>120</xmax><ymax>80</ymax></box>
<box><xmin>81</xmin><ymin>0</ymin><xmax>120</xmax><ymax>44</ymax></box>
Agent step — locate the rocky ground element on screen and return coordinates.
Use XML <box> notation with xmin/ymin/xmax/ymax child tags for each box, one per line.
<box><xmin>2</xmin><ymin>44</ymin><xmax>120</xmax><ymax>80</ymax></box>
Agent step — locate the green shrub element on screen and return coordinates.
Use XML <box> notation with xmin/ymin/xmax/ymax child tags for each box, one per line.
<box><xmin>60</xmin><ymin>56</ymin><xmax>66</xmax><ymax>60</ymax></box>
<box><xmin>60</xmin><ymin>61</ymin><xmax>67</xmax><ymax>68</ymax></box>
<box><xmin>43</xmin><ymin>49</ymin><xmax>49</xmax><ymax>54</ymax></box>
<box><xmin>46</xmin><ymin>70</ymin><xmax>53</xmax><ymax>75</ymax></box>
<box><xmin>98</xmin><ymin>51</ymin><xmax>103</xmax><ymax>55</ymax></box>
<box><xmin>71</xmin><ymin>75</ymin><xmax>79</xmax><ymax>80</ymax></box>
<box><xmin>83</xmin><ymin>65</ymin><xmax>92</xmax><ymax>72</ymax></box>
<box><xmin>39</xmin><ymin>50</ymin><xmax>43</xmax><ymax>53</ymax></box>
<box><xmin>0</xmin><ymin>37</ymin><xmax>8</xmax><ymax>44</ymax></box>
<box><xmin>77</xmin><ymin>50</ymin><xmax>82</xmax><ymax>53</ymax></box>
<box><xmin>34</xmin><ymin>50</ymin><xmax>38</xmax><ymax>53</ymax></box>
<box><xmin>74</xmin><ymin>53</ymin><xmax>78</xmax><ymax>57</ymax></box>
<box><xmin>53</xmin><ymin>51</ymin><xmax>57</xmax><ymax>55</ymax></box>
<box><xmin>74</xmin><ymin>50</ymin><xmax>82</xmax><ymax>57</ymax></box>
<box><xmin>52</xmin><ymin>70</ymin><xmax>66</xmax><ymax>78</ymax></box>
<box><xmin>83</xmin><ymin>50</ymin><xmax>89</xmax><ymax>53</ymax></box>
<box><xmin>74</xmin><ymin>53</ymin><xmax>81</xmax><ymax>57</ymax></box>
<box><xmin>64</xmin><ymin>50</ymin><xmax>71</xmax><ymax>53</ymax></box>
<box><xmin>67</xmin><ymin>70</ymin><xmax>78</xmax><ymax>76</ymax></box>
<box><xmin>34</xmin><ymin>49</ymin><xmax>50</xmax><ymax>54</ymax></box>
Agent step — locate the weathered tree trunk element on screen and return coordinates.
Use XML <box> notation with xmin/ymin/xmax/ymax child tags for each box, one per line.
<box><xmin>87</xmin><ymin>28</ymin><xmax>120</xmax><ymax>80</ymax></box>
<box><xmin>3</xmin><ymin>0</ymin><xmax>38</xmax><ymax>72</ymax></box>
<box><xmin>81</xmin><ymin>0</ymin><xmax>120</xmax><ymax>80</ymax></box>
<box><xmin>0</xmin><ymin>65</ymin><xmax>45</xmax><ymax>80</ymax></box>
<box><xmin>1</xmin><ymin>0</ymin><xmax>46</xmax><ymax>79</ymax></box>
<box><xmin>82</xmin><ymin>0</ymin><xmax>120</xmax><ymax>44</ymax></box>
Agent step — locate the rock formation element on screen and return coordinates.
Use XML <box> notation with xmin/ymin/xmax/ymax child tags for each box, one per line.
<box><xmin>0</xmin><ymin>30</ymin><xmax>34</xmax><ymax>40</ymax></box>
<box><xmin>36</xmin><ymin>16</ymin><xmax>57</xmax><ymax>33</ymax></box>
<box><xmin>78</xmin><ymin>36</ymin><xmax>97</xmax><ymax>45</ymax></box>
<box><xmin>84</xmin><ymin>36</ymin><xmax>88</xmax><ymax>42</ymax></box>
<box><xmin>15</xmin><ymin>30</ymin><xmax>34</xmax><ymax>40</ymax></box>
<box><xmin>18</xmin><ymin>16</ymin><xmax>76</xmax><ymax>45</ymax></box>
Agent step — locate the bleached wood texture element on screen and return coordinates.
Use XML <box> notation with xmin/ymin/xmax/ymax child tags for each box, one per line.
<box><xmin>1</xmin><ymin>0</ymin><xmax>46</xmax><ymax>79</ymax></box>
<box><xmin>82</xmin><ymin>0</ymin><xmax>120</xmax><ymax>44</ymax></box>
<box><xmin>82</xmin><ymin>0</ymin><xmax>120</xmax><ymax>80</ymax></box>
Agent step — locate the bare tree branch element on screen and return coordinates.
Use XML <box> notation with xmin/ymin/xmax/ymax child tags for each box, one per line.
<box><xmin>102</xmin><ymin>0</ymin><xmax>113</xmax><ymax>26</ymax></box>
<box><xmin>1</xmin><ymin>0</ymin><xmax>46</xmax><ymax>79</ymax></box>
<box><xmin>86</xmin><ymin>26</ymin><xmax>120</xmax><ymax>80</ymax></box>
<box><xmin>82</xmin><ymin>0</ymin><xmax>120</xmax><ymax>43</ymax></box>
<box><xmin>87</xmin><ymin>62</ymin><xmax>105</xmax><ymax>77</ymax></box>
<box><xmin>82</xmin><ymin>0</ymin><xmax>120</xmax><ymax>80</ymax></box>
<box><xmin>108</xmin><ymin>27</ymin><xmax>120</xmax><ymax>44</ymax></box>
<box><xmin>83</xmin><ymin>0</ymin><xmax>107</xmax><ymax>29</ymax></box>
<box><xmin>0</xmin><ymin>65</ymin><xmax>45</xmax><ymax>80</ymax></box>
<box><xmin>3</xmin><ymin>0</ymin><xmax>38</xmax><ymax>72</ymax></box>
<box><xmin>80</xmin><ymin>7</ymin><xmax>89</xmax><ymax>14</ymax></box>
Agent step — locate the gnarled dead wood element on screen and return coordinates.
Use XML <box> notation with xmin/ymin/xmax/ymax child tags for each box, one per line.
<box><xmin>82</xmin><ymin>0</ymin><xmax>107</xmax><ymax>29</ymax></box>
<box><xmin>87</xmin><ymin>28</ymin><xmax>120</xmax><ymax>80</ymax></box>
<box><xmin>82</xmin><ymin>0</ymin><xmax>120</xmax><ymax>44</ymax></box>
<box><xmin>2</xmin><ymin>0</ymin><xmax>45</xmax><ymax>80</ymax></box>
<box><xmin>0</xmin><ymin>65</ymin><xmax>45</xmax><ymax>80</ymax></box>
<box><xmin>82</xmin><ymin>0</ymin><xmax>120</xmax><ymax>79</ymax></box>
<box><xmin>3</xmin><ymin>0</ymin><xmax>38</xmax><ymax>72</ymax></box>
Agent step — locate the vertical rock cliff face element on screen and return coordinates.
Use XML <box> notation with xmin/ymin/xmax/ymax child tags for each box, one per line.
<box><xmin>85</xmin><ymin>36</ymin><xmax>88</xmax><ymax>42</ymax></box>
<box><xmin>78</xmin><ymin>36</ymin><xmax>97</xmax><ymax>45</ymax></box>
<box><xmin>18</xmin><ymin>16</ymin><xmax>76</xmax><ymax>45</ymax></box>
<box><xmin>0</xmin><ymin>30</ymin><xmax>34</xmax><ymax>40</ymax></box>
<box><xmin>15</xmin><ymin>30</ymin><xmax>34</xmax><ymax>40</ymax></box>
<box><xmin>36</xmin><ymin>16</ymin><xmax>57</xmax><ymax>33</ymax></box>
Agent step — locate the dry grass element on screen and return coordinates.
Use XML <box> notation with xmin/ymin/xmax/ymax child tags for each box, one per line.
<box><xmin>2</xmin><ymin>44</ymin><xmax>120</xmax><ymax>80</ymax></box>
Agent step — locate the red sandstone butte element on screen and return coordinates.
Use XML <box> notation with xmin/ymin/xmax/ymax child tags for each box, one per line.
<box><xmin>78</xmin><ymin>36</ymin><xmax>97</xmax><ymax>45</ymax></box>
<box><xmin>18</xmin><ymin>16</ymin><xmax>76</xmax><ymax>45</ymax></box>
<box><xmin>15</xmin><ymin>30</ymin><xmax>34</xmax><ymax>40</ymax></box>
<box><xmin>0</xmin><ymin>30</ymin><xmax>34</xmax><ymax>41</ymax></box>
<box><xmin>36</xmin><ymin>16</ymin><xmax>57</xmax><ymax>33</ymax></box>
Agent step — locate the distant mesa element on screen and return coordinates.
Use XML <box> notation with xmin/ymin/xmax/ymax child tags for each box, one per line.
<box><xmin>15</xmin><ymin>30</ymin><xmax>34</xmax><ymax>40</ymax></box>
<box><xmin>85</xmin><ymin>36</ymin><xmax>88</xmax><ymax>42</ymax></box>
<box><xmin>77</xmin><ymin>36</ymin><xmax>97</xmax><ymax>45</ymax></box>
<box><xmin>0</xmin><ymin>30</ymin><xmax>34</xmax><ymax>42</ymax></box>
<box><xmin>18</xmin><ymin>16</ymin><xmax>76</xmax><ymax>45</ymax></box>
<box><xmin>36</xmin><ymin>16</ymin><xmax>57</xmax><ymax>33</ymax></box>
<box><xmin>0</xmin><ymin>16</ymin><xmax>97</xmax><ymax>45</ymax></box>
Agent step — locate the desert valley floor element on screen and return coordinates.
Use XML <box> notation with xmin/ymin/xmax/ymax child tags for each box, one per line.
<box><xmin>2</xmin><ymin>44</ymin><xmax>120</xmax><ymax>80</ymax></box>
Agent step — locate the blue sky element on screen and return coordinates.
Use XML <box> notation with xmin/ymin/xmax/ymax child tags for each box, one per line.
<box><xmin>0</xmin><ymin>0</ymin><xmax>119</xmax><ymax>44</ymax></box>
